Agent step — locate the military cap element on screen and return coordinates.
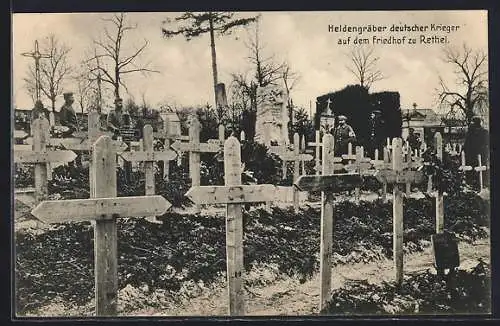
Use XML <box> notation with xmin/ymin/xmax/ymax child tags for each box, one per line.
<box><xmin>63</xmin><ymin>92</ymin><xmax>73</xmax><ymax>98</ymax></box>
<box><xmin>338</xmin><ymin>115</ymin><xmax>347</xmax><ymax>121</ymax></box>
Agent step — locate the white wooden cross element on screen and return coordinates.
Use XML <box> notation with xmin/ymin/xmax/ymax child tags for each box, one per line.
<box><xmin>474</xmin><ymin>154</ymin><xmax>488</xmax><ymax>191</ymax></box>
<box><xmin>119</xmin><ymin>125</ymin><xmax>178</xmax><ymax>223</ymax></box>
<box><xmin>294</xmin><ymin>133</ymin><xmax>364</xmax><ymax>311</ymax></box>
<box><xmin>373</xmin><ymin>138</ymin><xmax>426</xmax><ymax>286</ymax></box>
<box><xmin>170</xmin><ymin>116</ymin><xmax>222</xmax><ymax>212</ymax></box>
<box><xmin>307</xmin><ymin>130</ymin><xmax>322</xmax><ymax>175</ymax></box>
<box><xmin>14</xmin><ymin>117</ymin><xmax>77</xmax><ymax>204</ymax></box>
<box><xmin>269</xmin><ymin>136</ymin><xmax>314</xmax><ymax>181</ymax></box>
<box><xmin>31</xmin><ymin>135</ymin><xmax>171</xmax><ymax>316</ymax></box>
<box><xmin>185</xmin><ymin>136</ymin><xmax>276</xmax><ymax>316</ymax></box>
<box><xmin>344</xmin><ymin>146</ymin><xmax>373</xmax><ymax>202</ymax></box>
<box><xmin>434</xmin><ymin>132</ymin><xmax>444</xmax><ymax>234</ymax></box>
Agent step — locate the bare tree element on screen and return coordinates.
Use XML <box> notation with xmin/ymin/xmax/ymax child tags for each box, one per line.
<box><xmin>230</xmin><ymin>21</ymin><xmax>297</xmax><ymax>113</ymax></box>
<box><xmin>162</xmin><ymin>12</ymin><xmax>259</xmax><ymax>119</ymax></box>
<box><xmin>437</xmin><ymin>44</ymin><xmax>488</xmax><ymax>125</ymax></box>
<box><xmin>345</xmin><ymin>46</ymin><xmax>384</xmax><ymax>90</ymax></box>
<box><xmin>73</xmin><ymin>68</ymin><xmax>95</xmax><ymax>114</ymax></box>
<box><xmin>87</xmin><ymin>13</ymin><xmax>159</xmax><ymax>100</ymax></box>
<box><xmin>23</xmin><ymin>34</ymin><xmax>73</xmax><ymax>112</ymax></box>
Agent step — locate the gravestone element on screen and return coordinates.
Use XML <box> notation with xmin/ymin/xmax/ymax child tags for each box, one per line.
<box><xmin>255</xmin><ymin>83</ymin><xmax>289</xmax><ymax>146</ymax></box>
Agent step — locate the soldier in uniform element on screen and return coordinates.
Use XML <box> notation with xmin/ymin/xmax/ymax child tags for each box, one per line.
<box><xmin>406</xmin><ymin>128</ymin><xmax>422</xmax><ymax>152</ymax></box>
<box><xmin>334</xmin><ymin>115</ymin><xmax>356</xmax><ymax>156</ymax></box>
<box><xmin>107</xmin><ymin>97</ymin><xmax>126</xmax><ymax>139</ymax></box>
<box><xmin>59</xmin><ymin>92</ymin><xmax>79</xmax><ymax>137</ymax></box>
<box><xmin>367</xmin><ymin>110</ymin><xmax>384</xmax><ymax>159</ymax></box>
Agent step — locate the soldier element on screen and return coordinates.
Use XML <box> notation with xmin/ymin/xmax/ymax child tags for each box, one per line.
<box><xmin>334</xmin><ymin>115</ymin><xmax>356</xmax><ymax>156</ymax></box>
<box><xmin>406</xmin><ymin>128</ymin><xmax>422</xmax><ymax>152</ymax></box>
<box><xmin>367</xmin><ymin>110</ymin><xmax>384</xmax><ymax>159</ymax></box>
<box><xmin>464</xmin><ymin>115</ymin><xmax>489</xmax><ymax>189</ymax></box>
<box><xmin>107</xmin><ymin>97</ymin><xmax>126</xmax><ymax>140</ymax></box>
<box><xmin>59</xmin><ymin>92</ymin><xmax>79</xmax><ymax>137</ymax></box>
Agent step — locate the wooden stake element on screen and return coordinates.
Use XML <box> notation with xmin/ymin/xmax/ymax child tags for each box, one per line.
<box><xmin>435</xmin><ymin>132</ymin><xmax>444</xmax><ymax>234</ymax></box>
<box><xmin>293</xmin><ymin>133</ymin><xmax>300</xmax><ymax>213</ymax></box>
<box><xmin>301</xmin><ymin>135</ymin><xmax>306</xmax><ymax>175</ymax></box>
<box><xmin>143</xmin><ymin>125</ymin><xmax>156</xmax><ymax>221</ymax></box>
<box><xmin>189</xmin><ymin>116</ymin><xmax>201</xmax><ymax>213</ymax></box>
<box><xmin>315</xmin><ymin>130</ymin><xmax>321</xmax><ymax>175</ymax></box>
<box><xmin>319</xmin><ymin>133</ymin><xmax>335</xmax><ymax>311</ymax></box>
<box><xmin>382</xmin><ymin>147</ymin><xmax>389</xmax><ymax>202</ymax></box>
<box><xmin>163</xmin><ymin>116</ymin><xmax>171</xmax><ymax>180</ymax></box>
<box><xmin>92</xmin><ymin>136</ymin><xmax>118</xmax><ymax>316</ymax></box>
<box><xmin>392</xmin><ymin>138</ymin><xmax>404</xmax><ymax>286</ymax></box>
<box><xmin>33</xmin><ymin>118</ymin><xmax>49</xmax><ymax>203</ymax></box>
<box><xmin>224</xmin><ymin>136</ymin><xmax>244</xmax><ymax>315</ymax></box>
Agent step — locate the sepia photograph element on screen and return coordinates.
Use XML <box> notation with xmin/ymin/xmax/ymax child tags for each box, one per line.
<box><xmin>11</xmin><ymin>10</ymin><xmax>490</xmax><ymax>317</ymax></box>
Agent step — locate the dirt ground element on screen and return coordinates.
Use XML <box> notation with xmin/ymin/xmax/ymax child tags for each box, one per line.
<box><xmin>14</xmin><ymin>191</ymin><xmax>490</xmax><ymax>317</ymax></box>
<box><xmin>123</xmin><ymin>237</ymin><xmax>489</xmax><ymax>317</ymax></box>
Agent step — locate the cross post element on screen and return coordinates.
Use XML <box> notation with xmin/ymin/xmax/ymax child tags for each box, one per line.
<box><xmin>120</xmin><ymin>125</ymin><xmax>178</xmax><ymax>222</ymax></box>
<box><xmin>294</xmin><ymin>133</ymin><xmax>364</xmax><ymax>311</ymax></box>
<box><xmin>185</xmin><ymin>136</ymin><xmax>276</xmax><ymax>316</ymax></box>
<box><xmin>435</xmin><ymin>132</ymin><xmax>444</xmax><ymax>234</ymax></box>
<box><xmin>374</xmin><ymin>138</ymin><xmax>425</xmax><ymax>286</ymax></box>
<box><xmin>31</xmin><ymin>135</ymin><xmax>171</xmax><ymax>316</ymax></box>
<box><xmin>475</xmin><ymin>154</ymin><xmax>487</xmax><ymax>191</ymax></box>
<box><xmin>14</xmin><ymin>117</ymin><xmax>77</xmax><ymax>203</ymax></box>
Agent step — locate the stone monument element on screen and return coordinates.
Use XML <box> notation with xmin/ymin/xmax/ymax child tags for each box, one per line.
<box><xmin>255</xmin><ymin>83</ymin><xmax>290</xmax><ymax>146</ymax></box>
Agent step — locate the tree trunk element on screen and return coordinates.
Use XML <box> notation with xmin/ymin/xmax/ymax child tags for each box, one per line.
<box><xmin>51</xmin><ymin>97</ymin><xmax>56</xmax><ymax>113</ymax></box>
<box><xmin>209</xmin><ymin>13</ymin><xmax>219</xmax><ymax>117</ymax></box>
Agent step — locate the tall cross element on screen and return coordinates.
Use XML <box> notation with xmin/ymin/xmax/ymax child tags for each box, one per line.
<box><xmin>325</xmin><ymin>98</ymin><xmax>333</xmax><ymax>114</ymax></box>
<box><xmin>21</xmin><ymin>40</ymin><xmax>51</xmax><ymax>101</ymax></box>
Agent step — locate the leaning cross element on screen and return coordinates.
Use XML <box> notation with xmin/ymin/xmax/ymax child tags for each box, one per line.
<box><xmin>14</xmin><ymin>117</ymin><xmax>77</xmax><ymax>203</ymax></box>
<box><xmin>374</xmin><ymin>138</ymin><xmax>425</xmax><ymax>286</ymax></box>
<box><xmin>31</xmin><ymin>135</ymin><xmax>171</xmax><ymax>316</ymax></box>
<box><xmin>185</xmin><ymin>136</ymin><xmax>276</xmax><ymax>316</ymax></box>
<box><xmin>294</xmin><ymin>133</ymin><xmax>364</xmax><ymax>311</ymax></box>
<box><xmin>119</xmin><ymin>125</ymin><xmax>178</xmax><ymax>223</ymax></box>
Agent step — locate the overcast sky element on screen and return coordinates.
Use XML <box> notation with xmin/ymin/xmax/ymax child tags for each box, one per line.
<box><xmin>12</xmin><ymin>10</ymin><xmax>488</xmax><ymax>114</ymax></box>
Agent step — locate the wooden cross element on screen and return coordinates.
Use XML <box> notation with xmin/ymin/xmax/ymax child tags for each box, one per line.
<box><xmin>31</xmin><ymin>135</ymin><xmax>171</xmax><ymax>316</ymax></box>
<box><xmin>307</xmin><ymin>130</ymin><xmax>322</xmax><ymax>175</ymax></box>
<box><xmin>170</xmin><ymin>116</ymin><xmax>221</xmax><ymax>212</ymax></box>
<box><xmin>301</xmin><ymin>134</ymin><xmax>307</xmax><ymax>175</ymax></box>
<box><xmin>185</xmin><ymin>136</ymin><xmax>276</xmax><ymax>316</ymax></box>
<box><xmin>434</xmin><ymin>132</ymin><xmax>444</xmax><ymax>234</ymax></box>
<box><xmin>14</xmin><ymin>117</ymin><xmax>77</xmax><ymax>203</ymax></box>
<box><xmin>344</xmin><ymin>146</ymin><xmax>372</xmax><ymax>202</ymax></box>
<box><xmin>119</xmin><ymin>125</ymin><xmax>178</xmax><ymax>223</ymax></box>
<box><xmin>270</xmin><ymin>139</ymin><xmax>314</xmax><ymax>180</ymax></box>
<box><xmin>474</xmin><ymin>154</ymin><xmax>488</xmax><ymax>191</ymax></box>
<box><xmin>294</xmin><ymin>133</ymin><xmax>364</xmax><ymax>311</ymax></box>
<box><xmin>458</xmin><ymin>151</ymin><xmax>473</xmax><ymax>173</ymax></box>
<box><xmin>373</xmin><ymin>138</ymin><xmax>425</xmax><ymax>286</ymax></box>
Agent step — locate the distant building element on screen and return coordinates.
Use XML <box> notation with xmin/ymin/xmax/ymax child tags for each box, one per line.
<box><xmin>402</xmin><ymin>106</ymin><xmax>467</xmax><ymax>146</ymax></box>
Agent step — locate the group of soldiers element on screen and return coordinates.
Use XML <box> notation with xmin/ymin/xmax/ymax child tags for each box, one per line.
<box><xmin>29</xmin><ymin>92</ymin><xmax>133</xmax><ymax>139</ymax></box>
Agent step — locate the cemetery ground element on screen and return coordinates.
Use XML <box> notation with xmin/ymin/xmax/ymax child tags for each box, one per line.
<box><xmin>14</xmin><ymin>162</ymin><xmax>490</xmax><ymax>317</ymax></box>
